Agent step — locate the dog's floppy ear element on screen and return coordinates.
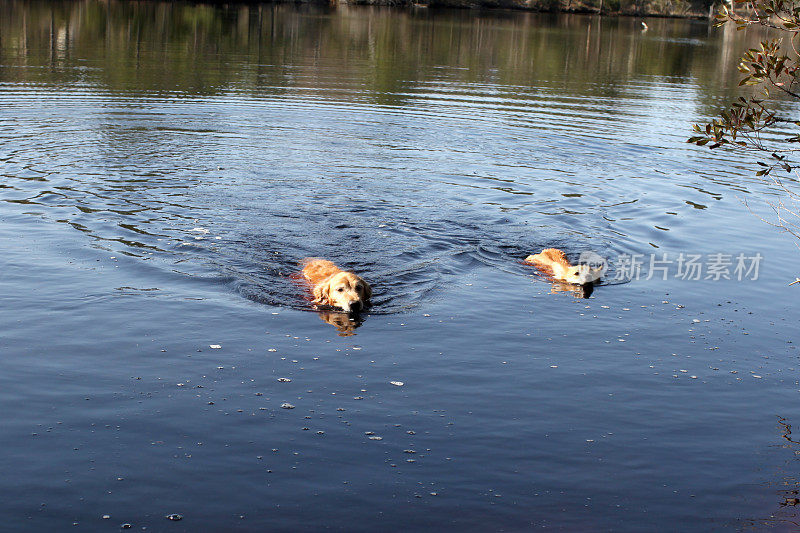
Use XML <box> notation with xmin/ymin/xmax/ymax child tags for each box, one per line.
<box><xmin>312</xmin><ymin>280</ymin><xmax>331</xmax><ymax>305</ymax></box>
<box><xmin>363</xmin><ymin>281</ymin><xmax>372</xmax><ymax>300</ymax></box>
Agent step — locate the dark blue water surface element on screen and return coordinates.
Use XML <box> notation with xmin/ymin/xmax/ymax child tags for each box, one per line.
<box><xmin>2</xmin><ymin>2</ymin><xmax>800</xmax><ymax>531</ymax></box>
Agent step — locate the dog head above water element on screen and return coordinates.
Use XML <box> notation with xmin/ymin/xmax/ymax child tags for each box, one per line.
<box><xmin>313</xmin><ymin>271</ymin><xmax>372</xmax><ymax>313</ymax></box>
<box><xmin>561</xmin><ymin>264</ymin><xmax>604</xmax><ymax>285</ymax></box>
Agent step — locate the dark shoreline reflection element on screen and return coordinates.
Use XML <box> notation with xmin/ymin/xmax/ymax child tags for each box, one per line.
<box><xmin>0</xmin><ymin>0</ymin><xmax>776</xmax><ymax>113</ymax></box>
<box><xmin>761</xmin><ymin>417</ymin><xmax>800</xmax><ymax>529</ymax></box>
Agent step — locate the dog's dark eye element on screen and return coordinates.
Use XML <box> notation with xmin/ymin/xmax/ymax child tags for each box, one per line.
<box><xmin>337</xmin><ymin>287</ymin><xmax>344</xmax><ymax>292</ymax></box>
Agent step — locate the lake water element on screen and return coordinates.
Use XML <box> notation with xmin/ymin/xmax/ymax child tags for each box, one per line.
<box><xmin>2</xmin><ymin>1</ymin><xmax>800</xmax><ymax>531</ymax></box>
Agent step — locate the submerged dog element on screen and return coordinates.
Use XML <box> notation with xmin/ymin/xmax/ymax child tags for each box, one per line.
<box><xmin>301</xmin><ymin>259</ymin><xmax>372</xmax><ymax>314</ymax></box>
<box><xmin>525</xmin><ymin>248</ymin><xmax>604</xmax><ymax>285</ymax></box>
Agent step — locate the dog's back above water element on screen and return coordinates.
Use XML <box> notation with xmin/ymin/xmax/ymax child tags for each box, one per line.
<box><xmin>301</xmin><ymin>259</ymin><xmax>372</xmax><ymax>313</ymax></box>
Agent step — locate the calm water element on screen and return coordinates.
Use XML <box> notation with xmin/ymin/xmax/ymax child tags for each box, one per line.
<box><xmin>2</xmin><ymin>1</ymin><xmax>800</xmax><ymax>531</ymax></box>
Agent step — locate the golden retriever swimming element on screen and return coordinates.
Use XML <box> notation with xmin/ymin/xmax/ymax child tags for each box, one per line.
<box><xmin>301</xmin><ymin>259</ymin><xmax>372</xmax><ymax>313</ymax></box>
<box><xmin>525</xmin><ymin>248</ymin><xmax>603</xmax><ymax>285</ymax></box>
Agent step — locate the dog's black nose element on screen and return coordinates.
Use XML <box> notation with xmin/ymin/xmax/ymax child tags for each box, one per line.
<box><xmin>349</xmin><ymin>301</ymin><xmax>363</xmax><ymax>312</ymax></box>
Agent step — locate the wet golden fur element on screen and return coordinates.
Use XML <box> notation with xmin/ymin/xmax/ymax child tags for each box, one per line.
<box><xmin>301</xmin><ymin>259</ymin><xmax>372</xmax><ymax>313</ymax></box>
